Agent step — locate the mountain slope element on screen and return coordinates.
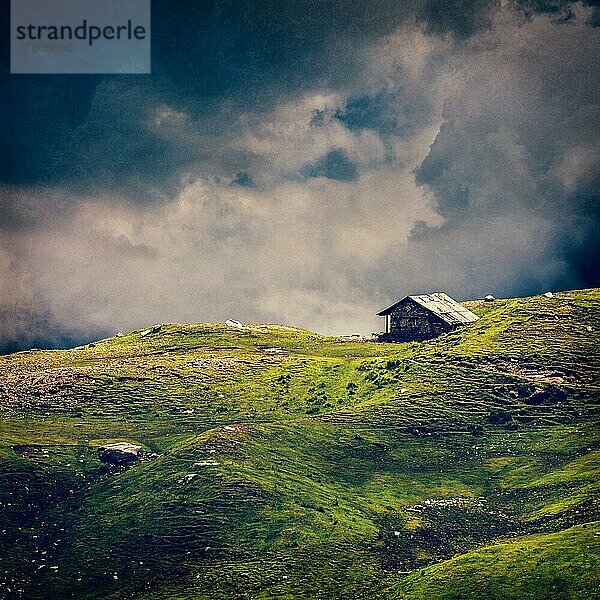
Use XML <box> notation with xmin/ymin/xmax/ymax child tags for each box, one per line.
<box><xmin>0</xmin><ymin>289</ymin><xmax>598</xmax><ymax>599</ymax></box>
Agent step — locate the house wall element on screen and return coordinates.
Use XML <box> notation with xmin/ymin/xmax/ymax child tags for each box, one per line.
<box><xmin>382</xmin><ymin>300</ymin><xmax>453</xmax><ymax>342</ymax></box>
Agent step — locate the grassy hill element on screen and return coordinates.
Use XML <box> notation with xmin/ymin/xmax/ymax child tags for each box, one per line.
<box><xmin>0</xmin><ymin>289</ymin><xmax>598</xmax><ymax>599</ymax></box>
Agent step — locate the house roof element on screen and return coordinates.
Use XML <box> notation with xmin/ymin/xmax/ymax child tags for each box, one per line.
<box><xmin>377</xmin><ymin>292</ymin><xmax>479</xmax><ymax>325</ymax></box>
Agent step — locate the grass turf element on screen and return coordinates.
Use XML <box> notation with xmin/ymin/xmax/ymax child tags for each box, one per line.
<box><xmin>0</xmin><ymin>288</ymin><xmax>598</xmax><ymax>599</ymax></box>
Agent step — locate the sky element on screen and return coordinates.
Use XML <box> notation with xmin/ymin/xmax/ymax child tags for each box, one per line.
<box><xmin>0</xmin><ymin>0</ymin><xmax>599</xmax><ymax>352</ymax></box>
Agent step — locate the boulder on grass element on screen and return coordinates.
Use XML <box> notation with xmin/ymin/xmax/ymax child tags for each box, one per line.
<box><xmin>225</xmin><ymin>319</ymin><xmax>244</xmax><ymax>329</ymax></box>
<box><xmin>98</xmin><ymin>442</ymin><xmax>142</xmax><ymax>465</ymax></box>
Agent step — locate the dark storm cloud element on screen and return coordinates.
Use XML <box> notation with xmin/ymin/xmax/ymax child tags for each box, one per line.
<box><xmin>230</xmin><ymin>172</ymin><xmax>254</xmax><ymax>187</ymax></box>
<box><xmin>0</xmin><ymin>0</ymin><xmax>589</xmax><ymax>200</ymax></box>
<box><xmin>0</xmin><ymin>1</ymin><xmax>422</xmax><ymax>199</ymax></box>
<box><xmin>514</xmin><ymin>0</ymin><xmax>576</xmax><ymax>20</ymax></box>
<box><xmin>302</xmin><ymin>149</ymin><xmax>358</xmax><ymax>181</ymax></box>
<box><xmin>0</xmin><ymin>0</ymin><xmax>502</xmax><ymax>205</ymax></box>
<box><xmin>335</xmin><ymin>90</ymin><xmax>433</xmax><ymax>139</ymax></box>
<box><xmin>410</xmin><ymin>5</ymin><xmax>600</xmax><ymax>296</ymax></box>
<box><xmin>417</xmin><ymin>0</ymin><xmax>497</xmax><ymax>37</ymax></box>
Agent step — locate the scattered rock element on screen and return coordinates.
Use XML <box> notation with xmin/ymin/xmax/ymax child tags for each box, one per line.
<box><xmin>420</xmin><ymin>496</ymin><xmax>487</xmax><ymax>509</ymax></box>
<box><xmin>523</xmin><ymin>387</ymin><xmax>548</xmax><ymax>405</ymax></box>
<box><xmin>98</xmin><ymin>442</ymin><xmax>142</xmax><ymax>465</ymax></box>
<box><xmin>140</xmin><ymin>324</ymin><xmax>162</xmax><ymax>337</ymax></box>
<box><xmin>467</xmin><ymin>423</ymin><xmax>484</xmax><ymax>437</ymax></box>
<box><xmin>225</xmin><ymin>319</ymin><xmax>244</xmax><ymax>329</ymax></box>
<box><xmin>406</xmin><ymin>425</ymin><xmax>435</xmax><ymax>437</ymax></box>
<box><xmin>487</xmin><ymin>409</ymin><xmax>512</xmax><ymax>425</ymax></box>
<box><xmin>523</xmin><ymin>386</ymin><xmax>567</xmax><ymax>406</ymax></box>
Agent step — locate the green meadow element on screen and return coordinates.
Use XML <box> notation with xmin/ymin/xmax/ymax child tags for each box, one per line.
<box><xmin>1</xmin><ymin>289</ymin><xmax>598</xmax><ymax>599</ymax></box>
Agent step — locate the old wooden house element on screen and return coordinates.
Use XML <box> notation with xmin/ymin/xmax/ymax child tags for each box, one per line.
<box><xmin>377</xmin><ymin>292</ymin><xmax>479</xmax><ymax>342</ymax></box>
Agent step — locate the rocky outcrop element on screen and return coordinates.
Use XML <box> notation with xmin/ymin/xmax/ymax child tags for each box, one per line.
<box><xmin>98</xmin><ymin>442</ymin><xmax>142</xmax><ymax>465</ymax></box>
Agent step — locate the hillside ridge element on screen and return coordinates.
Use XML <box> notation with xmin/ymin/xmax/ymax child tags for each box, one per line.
<box><xmin>0</xmin><ymin>288</ymin><xmax>598</xmax><ymax>599</ymax></box>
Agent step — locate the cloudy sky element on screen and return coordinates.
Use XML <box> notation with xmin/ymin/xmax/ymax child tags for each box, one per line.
<box><xmin>1</xmin><ymin>0</ymin><xmax>599</xmax><ymax>352</ymax></box>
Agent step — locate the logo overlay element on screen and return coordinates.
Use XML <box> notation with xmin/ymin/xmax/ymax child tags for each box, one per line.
<box><xmin>11</xmin><ymin>0</ymin><xmax>150</xmax><ymax>74</ymax></box>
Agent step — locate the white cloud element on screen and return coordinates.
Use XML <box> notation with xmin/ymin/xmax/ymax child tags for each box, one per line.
<box><xmin>239</xmin><ymin>92</ymin><xmax>387</xmax><ymax>181</ymax></box>
<box><xmin>1</xmin><ymin>5</ymin><xmax>598</xmax><ymax>350</ymax></box>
